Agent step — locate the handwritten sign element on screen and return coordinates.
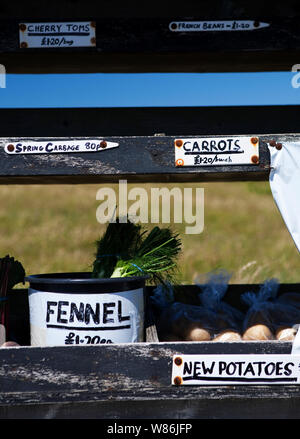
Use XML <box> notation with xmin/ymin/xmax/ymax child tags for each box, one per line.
<box><xmin>19</xmin><ymin>22</ymin><xmax>96</xmax><ymax>48</ymax></box>
<box><xmin>28</xmin><ymin>288</ymin><xmax>144</xmax><ymax>346</ymax></box>
<box><xmin>169</xmin><ymin>21</ymin><xmax>270</xmax><ymax>32</ymax></box>
<box><xmin>172</xmin><ymin>354</ymin><xmax>300</xmax><ymax>385</ymax></box>
<box><xmin>4</xmin><ymin>139</ymin><xmax>119</xmax><ymax>155</ymax></box>
<box><xmin>174</xmin><ymin>136</ymin><xmax>259</xmax><ymax>167</ymax></box>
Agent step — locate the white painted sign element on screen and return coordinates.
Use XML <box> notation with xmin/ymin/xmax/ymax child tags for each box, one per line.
<box><xmin>28</xmin><ymin>288</ymin><xmax>144</xmax><ymax>346</ymax></box>
<box><xmin>4</xmin><ymin>139</ymin><xmax>119</xmax><ymax>155</ymax></box>
<box><xmin>19</xmin><ymin>22</ymin><xmax>96</xmax><ymax>48</ymax></box>
<box><xmin>169</xmin><ymin>21</ymin><xmax>270</xmax><ymax>32</ymax></box>
<box><xmin>172</xmin><ymin>354</ymin><xmax>300</xmax><ymax>385</ymax></box>
<box><xmin>174</xmin><ymin>136</ymin><xmax>259</xmax><ymax>167</ymax></box>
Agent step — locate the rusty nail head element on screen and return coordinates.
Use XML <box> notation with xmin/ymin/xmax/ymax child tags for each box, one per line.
<box><xmin>175</xmin><ymin>139</ymin><xmax>183</xmax><ymax>147</ymax></box>
<box><xmin>174</xmin><ymin>356</ymin><xmax>182</xmax><ymax>366</ymax></box>
<box><xmin>253</xmin><ymin>21</ymin><xmax>260</xmax><ymax>28</ymax></box>
<box><xmin>251</xmin><ymin>155</ymin><xmax>259</xmax><ymax>164</ymax></box>
<box><xmin>7</xmin><ymin>144</ymin><xmax>14</xmax><ymax>152</ymax></box>
<box><xmin>269</xmin><ymin>140</ymin><xmax>276</xmax><ymax>147</ymax></box>
<box><xmin>100</xmin><ymin>140</ymin><xmax>107</xmax><ymax>148</ymax></box>
<box><xmin>91</xmin><ymin>37</ymin><xmax>96</xmax><ymax>45</ymax></box>
<box><xmin>19</xmin><ymin>23</ymin><xmax>26</xmax><ymax>32</ymax></box>
<box><xmin>20</xmin><ymin>42</ymin><xmax>28</xmax><ymax>49</ymax></box>
<box><xmin>276</xmin><ymin>143</ymin><xmax>282</xmax><ymax>150</ymax></box>
<box><xmin>251</xmin><ymin>137</ymin><xmax>258</xmax><ymax>145</ymax></box>
<box><xmin>174</xmin><ymin>376</ymin><xmax>182</xmax><ymax>386</ymax></box>
<box><xmin>90</xmin><ymin>21</ymin><xmax>96</xmax><ymax>28</ymax></box>
<box><xmin>170</xmin><ymin>22</ymin><xmax>177</xmax><ymax>30</ymax></box>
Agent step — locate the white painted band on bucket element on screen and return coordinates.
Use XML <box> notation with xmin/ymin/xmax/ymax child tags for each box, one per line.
<box><xmin>28</xmin><ymin>287</ymin><xmax>144</xmax><ymax>346</ymax></box>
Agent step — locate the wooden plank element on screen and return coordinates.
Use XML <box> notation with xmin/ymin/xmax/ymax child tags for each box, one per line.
<box><xmin>0</xmin><ymin>106</ymin><xmax>298</xmax><ymax>138</ymax></box>
<box><xmin>0</xmin><ymin>105</ymin><xmax>299</xmax><ymax>184</ymax></box>
<box><xmin>0</xmin><ymin>134</ymin><xmax>271</xmax><ymax>184</ymax></box>
<box><xmin>0</xmin><ymin>341</ymin><xmax>298</xmax><ymax>419</ymax></box>
<box><xmin>1</xmin><ymin>1</ymin><xmax>300</xmax><ymax>72</ymax></box>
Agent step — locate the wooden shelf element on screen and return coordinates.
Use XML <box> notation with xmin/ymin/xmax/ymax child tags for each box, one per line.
<box><xmin>1</xmin><ymin>284</ymin><xmax>300</xmax><ymax>419</ymax></box>
<box><xmin>1</xmin><ymin>1</ymin><xmax>300</xmax><ymax>73</ymax></box>
<box><xmin>1</xmin><ymin>105</ymin><xmax>299</xmax><ymax>184</ymax></box>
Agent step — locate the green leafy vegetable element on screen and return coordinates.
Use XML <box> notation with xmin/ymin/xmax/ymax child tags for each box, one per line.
<box><xmin>92</xmin><ymin>219</ymin><xmax>182</xmax><ymax>284</ymax></box>
<box><xmin>110</xmin><ymin>226</ymin><xmax>182</xmax><ymax>284</ymax></box>
<box><xmin>92</xmin><ymin>218</ymin><xmax>142</xmax><ymax>278</ymax></box>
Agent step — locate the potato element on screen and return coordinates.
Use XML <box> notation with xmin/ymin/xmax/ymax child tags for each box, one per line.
<box><xmin>242</xmin><ymin>324</ymin><xmax>274</xmax><ymax>341</ymax></box>
<box><xmin>1</xmin><ymin>341</ymin><xmax>20</xmax><ymax>347</ymax></box>
<box><xmin>213</xmin><ymin>329</ymin><xmax>242</xmax><ymax>342</ymax></box>
<box><xmin>171</xmin><ymin>317</ymin><xmax>212</xmax><ymax>341</ymax></box>
<box><xmin>275</xmin><ymin>326</ymin><xmax>297</xmax><ymax>341</ymax></box>
<box><xmin>184</xmin><ymin>323</ymin><xmax>212</xmax><ymax>341</ymax></box>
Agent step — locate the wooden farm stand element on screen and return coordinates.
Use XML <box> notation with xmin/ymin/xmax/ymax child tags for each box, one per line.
<box><xmin>1</xmin><ymin>1</ymin><xmax>300</xmax><ymax>419</ymax></box>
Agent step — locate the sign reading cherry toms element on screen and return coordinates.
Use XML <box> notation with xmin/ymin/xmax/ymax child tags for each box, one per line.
<box><xmin>28</xmin><ymin>288</ymin><xmax>144</xmax><ymax>346</ymax></box>
<box><xmin>172</xmin><ymin>354</ymin><xmax>300</xmax><ymax>385</ymax></box>
<box><xmin>4</xmin><ymin>139</ymin><xmax>119</xmax><ymax>155</ymax></box>
<box><xmin>19</xmin><ymin>21</ymin><xmax>96</xmax><ymax>48</ymax></box>
<box><xmin>174</xmin><ymin>136</ymin><xmax>259</xmax><ymax>167</ymax></box>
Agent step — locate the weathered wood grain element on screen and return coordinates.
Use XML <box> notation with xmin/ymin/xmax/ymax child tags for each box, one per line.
<box><xmin>0</xmin><ymin>1</ymin><xmax>300</xmax><ymax>72</ymax></box>
<box><xmin>0</xmin><ymin>134</ymin><xmax>271</xmax><ymax>184</ymax></box>
<box><xmin>0</xmin><ymin>341</ymin><xmax>298</xmax><ymax>419</ymax></box>
<box><xmin>0</xmin><ymin>105</ymin><xmax>299</xmax><ymax>184</ymax></box>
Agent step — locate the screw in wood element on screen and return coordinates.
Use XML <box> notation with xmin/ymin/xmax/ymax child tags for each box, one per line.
<box><xmin>269</xmin><ymin>140</ymin><xmax>276</xmax><ymax>147</ymax></box>
<box><xmin>20</xmin><ymin>42</ymin><xmax>28</xmax><ymax>49</ymax></box>
<box><xmin>173</xmin><ymin>376</ymin><xmax>182</xmax><ymax>386</ymax></box>
<box><xmin>276</xmin><ymin>143</ymin><xmax>282</xmax><ymax>150</ymax></box>
<box><xmin>251</xmin><ymin>155</ymin><xmax>259</xmax><ymax>164</ymax></box>
<box><xmin>19</xmin><ymin>24</ymin><xmax>27</xmax><ymax>32</ymax></box>
<box><xmin>250</xmin><ymin>137</ymin><xmax>258</xmax><ymax>145</ymax></box>
<box><xmin>175</xmin><ymin>158</ymin><xmax>184</xmax><ymax>166</ymax></box>
<box><xmin>6</xmin><ymin>144</ymin><xmax>15</xmax><ymax>152</ymax></box>
<box><xmin>100</xmin><ymin>140</ymin><xmax>107</xmax><ymax>148</ymax></box>
<box><xmin>175</xmin><ymin>139</ymin><xmax>183</xmax><ymax>147</ymax></box>
<box><xmin>170</xmin><ymin>22</ymin><xmax>178</xmax><ymax>30</ymax></box>
<box><xmin>174</xmin><ymin>356</ymin><xmax>183</xmax><ymax>366</ymax></box>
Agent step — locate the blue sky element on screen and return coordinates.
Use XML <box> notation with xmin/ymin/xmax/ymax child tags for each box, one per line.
<box><xmin>0</xmin><ymin>72</ymin><xmax>299</xmax><ymax>107</ymax></box>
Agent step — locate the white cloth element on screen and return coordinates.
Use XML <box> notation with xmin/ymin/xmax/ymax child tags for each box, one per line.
<box><xmin>268</xmin><ymin>143</ymin><xmax>300</xmax><ymax>254</ymax></box>
<box><xmin>268</xmin><ymin>142</ymin><xmax>300</xmax><ymax>353</ymax></box>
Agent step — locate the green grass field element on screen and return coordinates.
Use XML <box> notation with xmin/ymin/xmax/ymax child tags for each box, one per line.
<box><xmin>1</xmin><ymin>181</ymin><xmax>299</xmax><ymax>285</ymax></box>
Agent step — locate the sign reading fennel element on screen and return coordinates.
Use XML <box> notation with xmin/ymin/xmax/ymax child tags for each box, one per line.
<box><xmin>174</xmin><ymin>136</ymin><xmax>259</xmax><ymax>167</ymax></box>
<box><xmin>4</xmin><ymin>139</ymin><xmax>119</xmax><ymax>155</ymax></box>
